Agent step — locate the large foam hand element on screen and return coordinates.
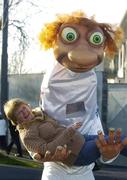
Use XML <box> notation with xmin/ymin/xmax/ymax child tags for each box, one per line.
<box><xmin>96</xmin><ymin>128</ymin><xmax>127</xmax><ymax>161</ymax></box>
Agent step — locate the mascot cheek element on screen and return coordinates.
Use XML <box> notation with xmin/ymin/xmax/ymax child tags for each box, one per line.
<box><xmin>53</xmin><ymin>45</ymin><xmax>68</xmax><ymax>63</ymax></box>
<box><xmin>53</xmin><ymin>46</ymin><xmax>59</xmax><ymax>60</ymax></box>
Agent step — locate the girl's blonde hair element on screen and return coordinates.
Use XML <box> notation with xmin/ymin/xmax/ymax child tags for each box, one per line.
<box><xmin>4</xmin><ymin>98</ymin><xmax>28</xmax><ymax>126</ymax></box>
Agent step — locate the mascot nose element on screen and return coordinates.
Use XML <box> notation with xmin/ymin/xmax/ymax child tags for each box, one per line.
<box><xmin>68</xmin><ymin>48</ymin><xmax>96</xmax><ymax>64</ymax></box>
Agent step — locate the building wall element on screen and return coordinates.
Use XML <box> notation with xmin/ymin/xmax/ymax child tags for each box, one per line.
<box><xmin>8</xmin><ymin>73</ymin><xmax>44</xmax><ymax>108</ymax></box>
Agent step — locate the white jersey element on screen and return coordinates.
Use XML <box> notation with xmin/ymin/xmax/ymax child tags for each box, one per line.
<box><xmin>42</xmin><ymin>162</ymin><xmax>95</xmax><ymax>180</ymax></box>
<box><xmin>40</xmin><ymin>62</ymin><xmax>103</xmax><ymax>180</ymax></box>
<box><xmin>40</xmin><ymin>62</ymin><xmax>103</xmax><ymax>135</ymax></box>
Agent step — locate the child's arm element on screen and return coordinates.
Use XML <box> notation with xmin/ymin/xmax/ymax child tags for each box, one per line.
<box><xmin>20</xmin><ymin>125</ymin><xmax>76</xmax><ymax>158</ymax></box>
<box><xmin>32</xmin><ymin>145</ymin><xmax>71</xmax><ymax>162</ymax></box>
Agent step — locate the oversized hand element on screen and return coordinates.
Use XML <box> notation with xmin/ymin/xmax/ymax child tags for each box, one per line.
<box><xmin>96</xmin><ymin>128</ymin><xmax>127</xmax><ymax>161</ymax></box>
<box><xmin>43</xmin><ymin>145</ymin><xmax>71</xmax><ymax>162</ymax></box>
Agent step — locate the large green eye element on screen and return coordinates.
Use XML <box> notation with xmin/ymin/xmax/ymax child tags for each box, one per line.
<box><xmin>61</xmin><ymin>27</ymin><xmax>78</xmax><ymax>43</ymax></box>
<box><xmin>89</xmin><ymin>32</ymin><xmax>104</xmax><ymax>46</ymax></box>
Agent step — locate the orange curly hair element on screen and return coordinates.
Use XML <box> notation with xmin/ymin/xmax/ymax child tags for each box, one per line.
<box><xmin>39</xmin><ymin>11</ymin><xmax>124</xmax><ymax>58</ymax></box>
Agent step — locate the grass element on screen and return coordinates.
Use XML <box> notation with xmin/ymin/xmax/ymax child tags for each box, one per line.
<box><xmin>0</xmin><ymin>151</ymin><xmax>43</xmax><ymax>169</ymax></box>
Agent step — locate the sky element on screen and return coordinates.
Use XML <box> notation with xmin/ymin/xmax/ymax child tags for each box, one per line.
<box><xmin>11</xmin><ymin>0</ymin><xmax>127</xmax><ymax>73</ymax></box>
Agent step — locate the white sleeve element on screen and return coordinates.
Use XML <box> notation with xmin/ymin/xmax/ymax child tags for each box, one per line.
<box><xmin>99</xmin><ymin>153</ymin><xmax>120</xmax><ymax>164</ymax></box>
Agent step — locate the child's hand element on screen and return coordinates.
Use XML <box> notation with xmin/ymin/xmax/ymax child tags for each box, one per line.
<box><xmin>71</xmin><ymin>122</ymin><xmax>82</xmax><ymax>130</ymax></box>
<box><xmin>43</xmin><ymin>145</ymin><xmax>71</xmax><ymax>162</ymax></box>
<box><xmin>96</xmin><ymin>128</ymin><xmax>127</xmax><ymax>161</ymax></box>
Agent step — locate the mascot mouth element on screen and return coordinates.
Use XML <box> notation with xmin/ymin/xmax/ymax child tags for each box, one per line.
<box><xmin>69</xmin><ymin>61</ymin><xmax>99</xmax><ymax>72</ymax></box>
<box><xmin>74</xmin><ymin>54</ymin><xmax>103</xmax><ymax>71</ymax></box>
<box><xmin>56</xmin><ymin>53</ymin><xmax>102</xmax><ymax>72</ymax></box>
<box><xmin>78</xmin><ymin>62</ymin><xmax>97</xmax><ymax>68</ymax></box>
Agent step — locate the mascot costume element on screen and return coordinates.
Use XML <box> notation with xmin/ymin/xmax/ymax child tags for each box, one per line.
<box><xmin>38</xmin><ymin>11</ymin><xmax>124</xmax><ymax>180</ymax></box>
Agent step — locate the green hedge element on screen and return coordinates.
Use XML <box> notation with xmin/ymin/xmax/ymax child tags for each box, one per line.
<box><xmin>0</xmin><ymin>152</ymin><xmax>43</xmax><ymax>169</ymax></box>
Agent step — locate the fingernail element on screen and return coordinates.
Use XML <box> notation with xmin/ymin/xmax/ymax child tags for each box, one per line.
<box><xmin>57</xmin><ymin>146</ymin><xmax>63</xmax><ymax>150</ymax></box>
<box><xmin>97</xmin><ymin>130</ymin><xmax>102</xmax><ymax>134</ymax></box>
<box><xmin>46</xmin><ymin>151</ymin><xmax>51</xmax><ymax>154</ymax></box>
<box><xmin>109</xmin><ymin>128</ymin><xmax>115</xmax><ymax>132</ymax></box>
<box><xmin>68</xmin><ymin>150</ymin><xmax>72</xmax><ymax>154</ymax></box>
<box><xmin>117</xmin><ymin>128</ymin><xmax>122</xmax><ymax>132</ymax></box>
<box><xmin>64</xmin><ymin>144</ymin><xmax>67</xmax><ymax>148</ymax></box>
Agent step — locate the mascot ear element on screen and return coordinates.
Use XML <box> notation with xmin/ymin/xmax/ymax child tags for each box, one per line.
<box><xmin>103</xmin><ymin>25</ymin><xmax>124</xmax><ymax>58</ymax></box>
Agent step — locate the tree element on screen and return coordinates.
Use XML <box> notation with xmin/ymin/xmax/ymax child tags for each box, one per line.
<box><xmin>8</xmin><ymin>17</ymin><xmax>29</xmax><ymax>74</ymax></box>
<box><xmin>8</xmin><ymin>52</ymin><xmax>28</xmax><ymax>74</ymax></box>
<box><xmin>5</xmin><ymin>0</ymin><xmax>41</xmax><ymax>74</ymax></box>
<box><xmin>8</xmin><ymin>0</ymin><xmax>30</xmax><ymax>74</ymax></box>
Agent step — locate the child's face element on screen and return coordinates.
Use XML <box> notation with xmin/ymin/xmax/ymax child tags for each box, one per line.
<box><xmin>15</xmin><ymin>104</ymin><xmax>34</xmax><ymax>124</ymax></box>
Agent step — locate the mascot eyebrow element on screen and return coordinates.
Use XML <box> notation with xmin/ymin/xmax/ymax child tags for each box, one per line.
<box><xmin>39</xmin><ymin>11</ymin><xmax>124</xmax><ymax>58</ymax></box>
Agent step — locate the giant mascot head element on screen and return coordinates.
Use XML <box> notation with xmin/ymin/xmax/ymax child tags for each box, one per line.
<box><xmin>39</xmin><ymin>11</ymin><xmax>123</xmax><ymax>73</ymax></box>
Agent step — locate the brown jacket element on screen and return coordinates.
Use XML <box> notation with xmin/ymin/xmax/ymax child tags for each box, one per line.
<box><xmin>17</xmin><ymin>113</ymin><xmax>85</xmax><ymax>166</ymax></box>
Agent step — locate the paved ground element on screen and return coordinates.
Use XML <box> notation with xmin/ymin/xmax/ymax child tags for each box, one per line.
<box><xmin>0</xmin><ymin>164</ymin><xmax>42</xmax><ymax>180</ymax></box>
<box><xmin>94</xmin><ymin>165</ymin><xmax>127</xmax><ymax>180</ymax></box>
<box><xmin>0</xmin><ymin>164</ymin><xmax>127</xmax><ymax>180</ymax></box>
